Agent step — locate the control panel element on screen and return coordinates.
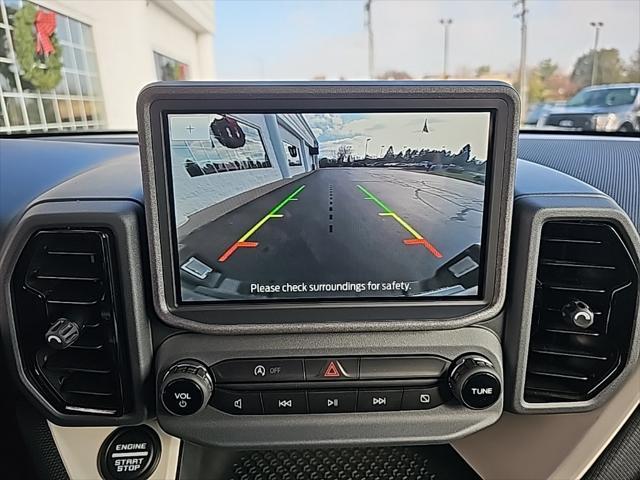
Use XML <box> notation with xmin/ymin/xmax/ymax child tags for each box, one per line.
<box><xmin>159</xmin><ymin>355</ymin><xmax>500</xmax><ymax>417</ymax></box>
<box><xmin>154</xmin><ymin>329</ymin><xmax>504</xmax><ymax>448</ymax></box>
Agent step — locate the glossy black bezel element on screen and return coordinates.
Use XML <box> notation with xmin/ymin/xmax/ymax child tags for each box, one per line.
<box><xmin>137</xmin><ymin>81</ymin><xmax>519</xmax><ymax>333</ymax></box>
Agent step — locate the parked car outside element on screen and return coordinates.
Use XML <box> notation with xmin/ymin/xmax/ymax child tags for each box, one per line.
<box><xmin>524</xmin><ymin>101</ymin><xmax>565</xmax><ymax>125</ymax></box>
<box><xmin>539</xmin><ymin>84</ymin><xmax>640</xmax><ymax>132</ymax></box>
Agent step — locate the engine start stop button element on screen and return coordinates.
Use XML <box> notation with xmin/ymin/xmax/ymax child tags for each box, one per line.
<box><xmin>99</xmin><ymin>426</ymin><xmax>161</xmax><ymax>480</ymax></box>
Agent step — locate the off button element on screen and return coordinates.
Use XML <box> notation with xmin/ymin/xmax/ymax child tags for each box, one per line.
<box><xmin>212</xmin><ymin>359</ymin><xmax>304</xmax><ymax>383</ymax></box>
<box><xmin>99</xmin><ymin>426</ymin><xmax>161</xmax><ymax>480</ymax></box>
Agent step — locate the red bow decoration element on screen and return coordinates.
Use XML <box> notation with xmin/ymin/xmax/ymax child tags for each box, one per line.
<box><xmin>178</xmin><ymin>63</ymin><xmax>188</xmax><ymax>80</ymax></box>
<box><xmin>35</xmin><ymin>10</ymin><xmax>56</xmax><ymax>56</ymax></box>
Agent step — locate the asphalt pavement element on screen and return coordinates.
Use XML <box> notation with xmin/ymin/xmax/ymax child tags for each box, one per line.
<box><xmin>178</xmin><ymin>167</ymin><xmax>484</xmax><ymax>299</ymax></box>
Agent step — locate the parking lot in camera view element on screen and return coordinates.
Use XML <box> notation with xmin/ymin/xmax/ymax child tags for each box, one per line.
<box><xmin>178</xmin><ymin>166</ymin><xmax>484</xmax><ymax>300</ymax></box>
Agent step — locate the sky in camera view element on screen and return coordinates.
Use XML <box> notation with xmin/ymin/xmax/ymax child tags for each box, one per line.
<box><xmin>305</xmin><ymin>112</ymin><xmax>490</xmax><ymax>160</ymax></box>
<box><xmin>215</xmin><ymin>0</ymin><xmax>640</xmax><ymax>80</ymax></box>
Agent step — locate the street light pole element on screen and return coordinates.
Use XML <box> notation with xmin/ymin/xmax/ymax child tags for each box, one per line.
<box><xmin>514</xmin><ymin>0</ymin><xmax>528</xmax><ymax>122</ymax></box>
<box><xmin>439</xmin><ymin>18</ymin><xmax>453</xmax><ymax>79</ymax></box>
<box><xmin>365</xmin><ymin>0</ymin><xmax>374</xmax><ymax>78</ymax></box>
<box><xmin>590</xmin><ymin>21</ymin><xmax>604</xmax><ymax>85</ymax></box>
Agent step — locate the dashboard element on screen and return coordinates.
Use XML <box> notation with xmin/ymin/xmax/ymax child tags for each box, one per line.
<box><xmin>0</xmin><ymin>82</ymin><xmax>639</xmax><ymax>480</ymax></box>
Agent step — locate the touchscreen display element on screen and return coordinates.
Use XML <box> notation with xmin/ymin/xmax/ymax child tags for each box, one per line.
<box><xmin>167</xmin><ymin>111</ymin><xmax>492</xmax><ymax>302</ymax></box>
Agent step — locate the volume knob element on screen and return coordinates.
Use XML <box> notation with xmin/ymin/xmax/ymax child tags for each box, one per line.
<box><xmin>448</xmin><ymin>355</ymin><xmax>501</xmax><ymax>410</ymax></box>
<box><xmin>160</xmin><ymin>361</ymin><xmax>213</xmax><ymax>416</ymax></box>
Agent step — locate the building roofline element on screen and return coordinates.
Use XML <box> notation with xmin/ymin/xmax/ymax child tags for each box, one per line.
<box><xmin>152</xmin><ymin>0</ymin><xmax>214</xmax><ymax>34</ymax></box>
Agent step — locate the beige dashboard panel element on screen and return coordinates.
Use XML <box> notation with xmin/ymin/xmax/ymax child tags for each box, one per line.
<box><xmin>454</xmin><ymin>366</ymin><xmax>640</xmax><ymax>480</ymax></box>
<box><xmin>49</xmin><ymin>421</ymin><xmax>180</xmax><ymax>480</ymax></box>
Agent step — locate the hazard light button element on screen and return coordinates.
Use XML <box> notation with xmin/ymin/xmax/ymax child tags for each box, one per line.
<box><xmin>305</xmin><ymin>358</ymin><xmax>359</xmax><ymax>381</ymax></box>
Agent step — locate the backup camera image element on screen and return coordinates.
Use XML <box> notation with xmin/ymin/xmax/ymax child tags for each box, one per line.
<box><xmin>168</xmin><ymin>111</ymin><xmax>491</xmax><ymax>302</ymax></box>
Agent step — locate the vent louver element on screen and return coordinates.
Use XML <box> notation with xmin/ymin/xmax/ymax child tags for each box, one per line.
<box><xmin>524</xmin><ymin>221</ymin><xmax>638</xmax><ymax>403</ymax></box>
<box><xmin>11</xmin><ymin>230</ymin><xmax>130</xmax><ymax>416</ymax></box>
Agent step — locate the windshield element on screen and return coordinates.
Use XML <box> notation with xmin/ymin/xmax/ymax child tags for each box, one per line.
<box><xmin>566</xmin><ymin>87</ymin><xmax>638</xmax><ymax>107</ymax></box>
<box><xmin>0</xmin><ymin>0</ymin><xmax>638</xmax><ymax>135</ymax></box>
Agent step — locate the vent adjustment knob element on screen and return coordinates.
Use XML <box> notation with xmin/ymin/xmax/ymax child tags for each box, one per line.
<box><xmin>45</xmin><ymin>317</ymin><xmax>84</xmax><ymax>350</ymax></box>
<box><xmin>449</xmin><ymin>355</ymin><xmax>501</xmax><ymax>410</ymax></box>
<box><xmin>561</xmin><ymin>300</ymin><xmax>595</xmax><ymax>329</ymax></box>
<box><xmin>160</xmin><ymin>361</ymin><xmax>213</xmax><ymax>416</ymax></box>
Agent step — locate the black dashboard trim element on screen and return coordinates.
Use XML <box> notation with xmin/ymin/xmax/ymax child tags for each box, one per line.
<box><xmin>504</xmin><ymin>194</ymin><xmax>640</xmax><ymax>414</ymax></box>
<box><xmin>0</xmin><ymin>200</ymin><xmax>152</xmax><ymax>426</ymax></box>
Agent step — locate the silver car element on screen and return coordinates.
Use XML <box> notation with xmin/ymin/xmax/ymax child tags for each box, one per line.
<box><xmin>540</xmin><ymin>83</ymin><xmax>640</xmax><ymax>132</ymax></box>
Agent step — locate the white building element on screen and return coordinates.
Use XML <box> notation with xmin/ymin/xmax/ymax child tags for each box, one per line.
<box><xmin>169</xmin><ymin>113</ymin><xmax>319</xmax><ymax>235</ymax></box>
<box><xmin>0</xmin><ymin>0</ymin><xmax>215</xmax><ymax>133</ymax></box>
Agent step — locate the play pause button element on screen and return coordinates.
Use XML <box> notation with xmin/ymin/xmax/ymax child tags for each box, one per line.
<box><xmin>357</xmin><ymin>390</ymin><xmax>402</xmax><ymax>412</ymax></box>
<box><xmin>308</xmin><ymin>390</ymin><xmax>357</xmax><ymax>413</ymax></box>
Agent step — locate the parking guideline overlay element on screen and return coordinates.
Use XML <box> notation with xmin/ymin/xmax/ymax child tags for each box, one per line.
<box><xmin>357</xmin><ymin>184</ymin><xmax>442</xmax><ymax>258</ymax></box>
<box><xmin>218</xmin><ymin>185</ymin><xmax>306</xmax><ymax>262</ymax></box>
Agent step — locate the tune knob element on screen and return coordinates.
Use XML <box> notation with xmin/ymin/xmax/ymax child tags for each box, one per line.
<box><xmin>448</xmin><ymin>355</ymin><xmax>501</xmax><ymax>410</ymax></box>
<box><xmin>160</xmin><ymin>361</ymin><xmax>213</xmax><ymax>416</ymax></box>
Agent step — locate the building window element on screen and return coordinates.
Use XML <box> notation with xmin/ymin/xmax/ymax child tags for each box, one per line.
<box><xmin>283</xmin><ymin>141</ymin><xmax>302</xmax><ymax>166</ymax></box>
<box><xmin>154</xmin><ymin>51</ymin><xmax>188</xmax><ymax>81</ymax></box>
<box><xmin>172</xmin><ymin>117</ymin><xmax>272</xmax><ymax>178</ymax></box>
<box><xmin>0</xmin><ymin>0</ymin><xmax>106</xmax><ymax>134</ymax></box>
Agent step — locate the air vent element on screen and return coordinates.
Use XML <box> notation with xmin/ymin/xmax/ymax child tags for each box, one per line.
<box><xmin>11</xmin><ymin>230</ymin><xmax>130</xmax><ymax>416</ymax></box>
<box><xmin>524</xmin><ymin>221</ymin><xmax>638</xmax><ymax>403</ymax></box>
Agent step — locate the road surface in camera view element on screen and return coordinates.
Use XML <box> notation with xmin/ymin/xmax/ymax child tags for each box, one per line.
<box><xmin>178</xmin><ymin>167</ymin><xmax>484</xmax><ymax>298</ymax></box>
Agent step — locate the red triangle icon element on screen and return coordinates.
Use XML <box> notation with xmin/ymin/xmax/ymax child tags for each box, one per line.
<box><xmin>323</xmin><ymin>361</ymin><xmax>342</xmax><ymax>378</ymax></box>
